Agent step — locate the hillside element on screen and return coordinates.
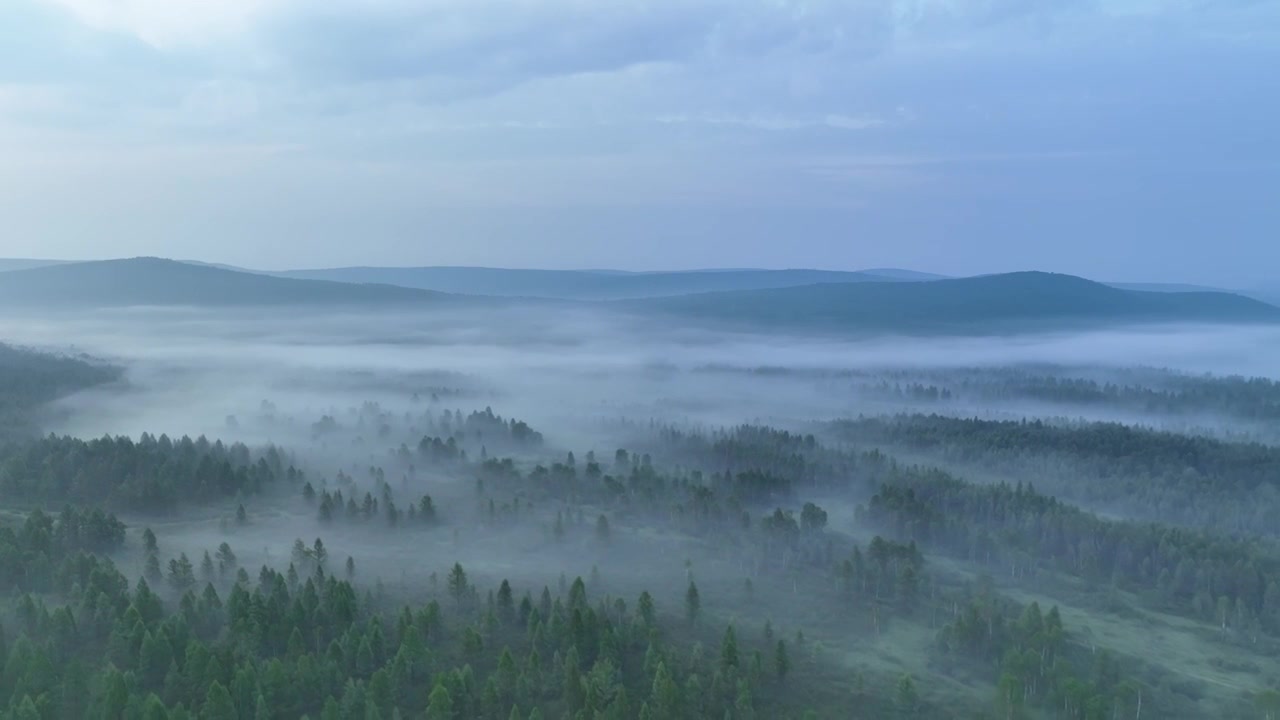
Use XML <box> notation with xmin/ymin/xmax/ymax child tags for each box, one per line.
<box><xmin>0</xmin><ymin>258</ymin><xmax>70</xmax><ymax>272</ymax></box>
<box><xmin>276</xmin><ymin>266</ymin><xmax>894</xmax><ymax>299</ymax></box>
<box><xmin>632</xmin><ymin>271</ymin><xmax>1280</xmax><ymax>333</ymax></box>
<box><xmin>0</xmin><ymin>258</ymin><xmax>450</xmax><ymax>307</ymax></box>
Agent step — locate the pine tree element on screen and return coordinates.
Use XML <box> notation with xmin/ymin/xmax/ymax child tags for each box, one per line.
<box><xmin>168</xmin><ymin>554</ymin><xmax>195</xmax><ymax>593</ymax></box>
<box><xmin>142</xmin><ymin>693</ymin><xmax>169</xmax><ymax>720</ymax></box>
<box><xmin>448</xmin><ymin>563</ymin><xmax>469</xmax><ymax>608</ymax></box>
<box><xmin>426</xmin><ymin>683</ymin><xmax>453</xmax><ymax>720</ymax></box>
<box><xmin>685</xmin><ymin>581</ymin><xmax>700</xmax><ymax>627</ymax></box>
<box><xmin>774</xmin><ymin>640</ymin><xmax>790</xmax><ymax>681</ymax></box>
<box><xmin>146</xmin><ymin>553</ymin><xmax>163</xmax><ymax>582</ymax></box>
<box><xmin>650</xmin><ymin>661</ymin><xmax>680</xmax><ymax>718</ymax></box>
<box><xmin>637</xmin><ymin>592</ymin><xmax>656</xmax><ymax>628</ymax></box>
<box><xmin>202</xmin><ymin>681</ymin><xmax>237</xmax><ymax>720</ymax></box>
<box><xmin>720</xmin><ymin>625</ymin><xmax>739</xmax><ymax>671</ymax></box>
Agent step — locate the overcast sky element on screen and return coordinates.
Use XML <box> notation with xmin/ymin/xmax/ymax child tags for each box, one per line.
<box><xmin>1</xmin><ymin>0</ymin><xmax>1277</xmax><ymax>285</ymax></box>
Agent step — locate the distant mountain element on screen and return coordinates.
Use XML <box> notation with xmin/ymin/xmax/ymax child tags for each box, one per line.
<box><xmin>0</xmin><ymin>259</ymin><xmax>71</xmax><ymax>273</ymax></box>
<box><xmin>178</xmin><ymin>259</ymin><xmax>260</xmax><ymax>273</ymax></box>
<box><xmin>0</xmin><ymin>258</ymin><xmax>450</xmax><ymax>307</ymax></box>
<box><xmin>630</xmin><ymin>272</ymin><xmax>1280</xmax><ymax>334</ymax></box>
<box><xmin>1107</xmin><ymin>281</ymin><xmax>1228</xmax><ymax>294</ymax></box>
<box><xmin>276</xmin><ymin>266</ymin><xmax>896</xmax><ymax>300</ymax></box>
<box><xmin>858</xmin><ymin>268</ymin><xmax>949</xmax><ymax>281</ymax></box>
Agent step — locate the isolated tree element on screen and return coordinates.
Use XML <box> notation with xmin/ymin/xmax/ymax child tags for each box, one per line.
<box><xmin>774</xmin><ymin>640</ymin><xmax>790</xmax><ymax>681</ymax></box>
<box><xmin>215</xmin><ymin>542</ymin><xmax>237</xmax><ymax>576</ymax></box>
<box><xmin>142</xmin><ymin>527</ymin><xmax>158</xmax><ymax>555</ymax></box>
<box><xmin>497</xmin><ymin>580</ymin><xmax>515</xmax><ymax>625</ymax></box>
<box><xmin>168</xmin><ymin>554</ymin><xmax>195</xmax><ymax>593</ymax></box>
<box><xmin>448</xmin><ymin>563</ymin><xmax>469</xmax><ymax>608</ymax></box>
<box><xmin>292</xmin><ymin>539</ymin><xmax>309</xmax><ymax>567</ymax></box>
<box><xmin>312</xmin><ymin>538</ymin><xmax>328</xmax><ymax>567</ymax></box>
<box><xmin>685</xmin><ymin>581</ymin><xmax>701</xmax><ymax>626</ymax></box>
<box><xmin>638</xmin><ymin>591</ymin><xmax>656</xmax><ymax>628</ymax></box>
<box><xmin>145</xmin><ymin>553</ymin><xmax>163</xmax><ymax>583</ymax></box>
<box><xmin>720</xmin><ymin>625</ymin><xmax>740</xmax><ymax>671</ymax></box>
<box><xmin>595</xmin><ymin>514</ymin><xmax>611</xmax><ymax>544</ymax></box>
<box><xmin>800</xmin><ymin>502</ymin><xmax>828</xmax><ymax>533</ymax></box>
<box><xmin>419</xmin><ymin>495</ymin><xmax>436</xmax><ymax>523</ymax></box>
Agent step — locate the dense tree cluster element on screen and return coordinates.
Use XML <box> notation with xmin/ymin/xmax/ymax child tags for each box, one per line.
<box><xmin>0</xmin><ymin>434</ymin><xmax>293</xmax><ymax>512</ymax></box>
<box><xmin>864</xmin><ymin>467</ymin><xmax>1280</xmax><ymax>639</ymax></box>
<box><xmin>0</xmin><ymin>543</ymin><xmax>813</xmax><ymax>720</ymax></box>
<box><xmin>0</xmin><ymin>344</ymin><xmax>118</xmax><ymax>438</ymax></box>
<box><xmin>836</xmin><ymin>414</ymin><xmax>1280</xmax><ymax>535</ymax></box>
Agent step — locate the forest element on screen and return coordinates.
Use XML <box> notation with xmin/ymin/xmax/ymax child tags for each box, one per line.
<box><xmin>1</xmin><ymin>320</ymin><xmax>1280</xmax><ymax>720</ymax></box>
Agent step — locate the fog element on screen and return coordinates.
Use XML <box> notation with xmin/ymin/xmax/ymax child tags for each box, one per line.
<box><xmin>6</xmin><ymin>302</ymin><xmax>1280</xmax><ymax>717</ymax></box>
<box><xmin>7</xmin><ymin>306</ymin><xmax>1280</xmax><ymax>449</ymax></box>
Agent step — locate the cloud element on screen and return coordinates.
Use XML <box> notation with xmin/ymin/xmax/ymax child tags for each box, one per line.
<box><xmin>3</xmin><ymin>0</ymin><xmax>1278</xmax><ymax>284</ymax></box>
<box><xmin>41</xmin><ymin>0</ymin><xmax>285</xmax><ymax>48</ymax></box>
<box><xmin>655</xmin><ymin>113</ymin><xmax>886</xmax><ymax>131</ymax></box>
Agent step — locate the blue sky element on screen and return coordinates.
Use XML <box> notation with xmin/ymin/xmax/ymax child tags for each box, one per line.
<box><xmin>1</xmin><ymin>0</ymin><xmax>1277</xmax><ymax>286</ymax></box>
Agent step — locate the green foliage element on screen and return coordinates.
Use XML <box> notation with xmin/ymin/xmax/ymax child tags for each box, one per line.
<box><xmin>0</xmin><ymin>433</ymin><xmax>288</xmax><ymax>512</ymax></box>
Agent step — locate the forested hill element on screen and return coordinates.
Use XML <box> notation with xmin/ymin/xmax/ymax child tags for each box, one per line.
<box><xmin>0</xmin><ymin>343</ymin><xmax>118</xmax><ymax>437</ymax></box>
<box><xmin>3</xmin><ymin>261</ymin><xmax>1276</xmax><ymax>335</ymax></box>
<box><xmin>0</xmin><ymin>258</ymin><xmax>452</xmax><ymax>307</ymax></box>
<box><xmin>630</xmin><ymin>271</ymin><xmax>1280</xmax><ymax>333</ymax></box>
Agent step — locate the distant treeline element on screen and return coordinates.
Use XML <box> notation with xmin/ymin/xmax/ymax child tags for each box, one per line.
<box><xmin>832</xmin><ymin>413</ymin><xmax>1280</xmax><ymax>536</ymax></box>
<box><xmin>0</xmin><ymin>434</ymin><xmax>295</xmax><ymax>513</ymax></box>
<box><xmin>0</xmin><ymin>343</ymin><xmax>118</xmax><ymax>438</ymax></box>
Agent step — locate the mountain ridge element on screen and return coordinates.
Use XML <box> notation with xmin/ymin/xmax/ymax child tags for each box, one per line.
<box><xmin>0</xmin><ymin>259</ymin><xmax>1273</xmax><ymax>335</ymax></box>
<box><xmin>274</xmin><ymin>266</ymin><xmax>897</xmax><ymax>300</ymax></box>
<box><xmin>0</xmin><ymin>257</ymin><xmax>453</xmax><ymax>307</ymax></box>
<box><xmin>628</xmin><ymin>271</ymin><xmax>1280</xmax><ymax>334</ymax></box>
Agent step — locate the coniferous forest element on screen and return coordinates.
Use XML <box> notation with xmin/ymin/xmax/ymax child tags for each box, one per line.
<box><xmin>2</xmin><ymin>306</ymin><xmax>1280</xmax><ymax>720</ymax></box>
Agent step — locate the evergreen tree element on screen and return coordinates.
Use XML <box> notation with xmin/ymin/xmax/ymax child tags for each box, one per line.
<box><xmin>685</xmin><ymin>581</ymin><xmax>700</xmax><ymax>627</ymax></box>
<box><xmin>425</xmin><ymin>683</ymin><xmax>453</xmax><ymax>720</ymax></box>
<box><xmin>720</xmin><ymin>625</ymin><xmax>739</xmax><ymax>672</ymax></box>
<box><xmin>202</xmin><ymin>681</ymin><xmax>237</xmax><ymax>720</ymax></box>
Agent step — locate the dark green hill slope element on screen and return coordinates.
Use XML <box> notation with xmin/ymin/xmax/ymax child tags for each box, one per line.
<box><xmin>0</xmin><ymin>258</ymin><xmax>449</xmax><ymax>307</ymax></box>
<box><xmin>632</xmin><ymin>271</ymin><xmax>1280</xmax><ymax>333</ymax></box>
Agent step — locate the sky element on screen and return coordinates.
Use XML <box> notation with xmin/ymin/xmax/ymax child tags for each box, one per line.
<box><xmin>1</xmin><ymin>0</ymin><xmax>1277</xmax><ymax>286</ymax></box>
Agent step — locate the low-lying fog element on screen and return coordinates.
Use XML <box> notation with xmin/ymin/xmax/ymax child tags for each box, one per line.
<box><xmin>5</xmin><ymin>305</ymin><xmax>1280</xmax><ymax>449</ymax></box>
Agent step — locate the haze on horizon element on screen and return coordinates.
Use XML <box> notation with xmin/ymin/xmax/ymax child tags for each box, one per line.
<box><xmin>2</xmin><ymin>0</ymin><xmax>1278</xmax><ymax>287</ymax></box>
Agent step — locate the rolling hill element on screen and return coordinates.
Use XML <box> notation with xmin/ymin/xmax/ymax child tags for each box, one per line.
<box><xmin>631</xmin><ymin>271</ymin><xmax>1280</xmax><ymax>334</ymax></box>
<box><xmin>0</xmin><ymin>257</ymin><xmax>451</xmax><ymax>307</ymax></box>
<box><xmin>0</xmin><ymin>259</ymin><xmax>71</xmax><ymax>273</ymax></box>
<box><xmin>275</xmin><ymin>266</ymin><xmax>896</xmax><ymax>299</ymax></box>
<box><xmin>1</xmin><ymin>260</ymin><xmax>1272</xmax><ymax>336</ymax></box>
